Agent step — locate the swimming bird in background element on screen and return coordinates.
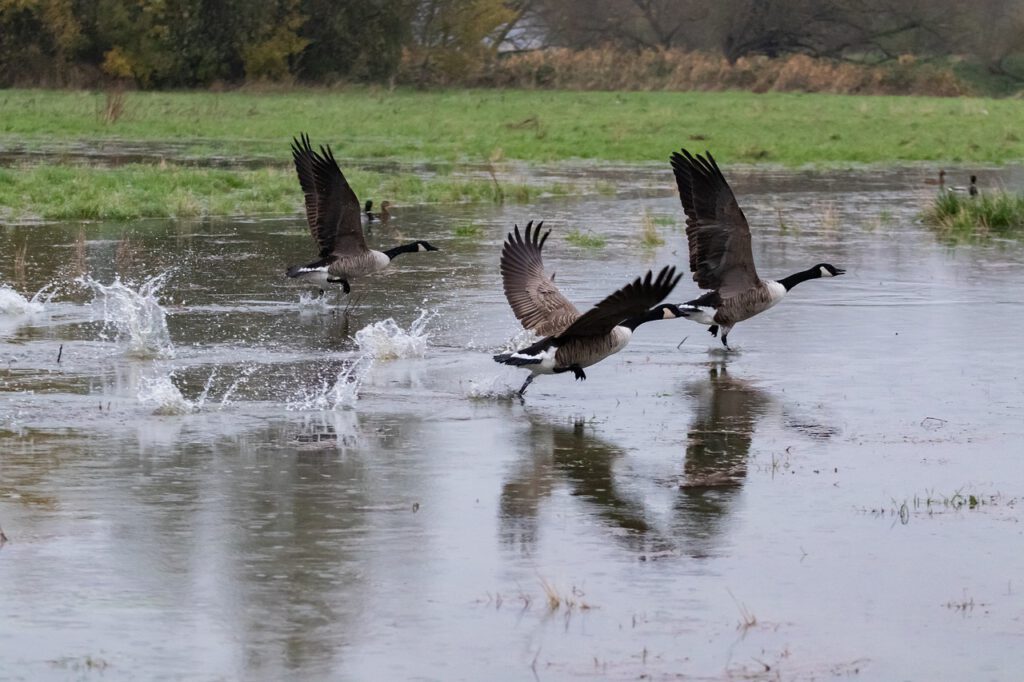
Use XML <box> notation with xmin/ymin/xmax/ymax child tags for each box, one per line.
<box><xmin>494</xmin><ymin>221</ymin><xmax>683</xmax><ymax>396</ymax></box>
<box><xmin>670</xmin><ymin>149</ymin><xmax>844</xmax><ymax>350</ymax></box>
<box><xmin>287</xmin><ymin>134</ymin><xmax>438</xmax><ymax>294</ymax></box>
<box><xmin>362</xmin><ymin>200</ymin><xmax>392</xmax><ymax>227</ymax></box>
<box><xmin>924</xmin><ymin>169</ymin><xmax>946</xmax><ymax>189</ymax></box>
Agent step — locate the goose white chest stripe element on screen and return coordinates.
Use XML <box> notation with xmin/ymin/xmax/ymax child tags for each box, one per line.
<box><xmin>669</xmin><ymin>148</ymin><xmax>845</xmax><ymax>349</ymax></box>
<box><xmin>493</xmin><ymin>221</ymin><xmax>682</xmax><ymax>396</ymax></box>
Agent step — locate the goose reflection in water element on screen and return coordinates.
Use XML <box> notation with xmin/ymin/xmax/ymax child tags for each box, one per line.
<box><xmin>674</xmin><ymin>363</ymin><xmax>837</xmax><ymax>559</ymax></box>
<box><xmin>499</xmin><ymin>417</ymin><xmax>666</xmax><ymax>555</ymax></box>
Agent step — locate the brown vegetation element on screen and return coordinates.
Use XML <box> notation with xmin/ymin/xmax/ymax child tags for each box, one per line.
<box><xmin>402</xmin><ymin>48</ymin><xmax>968</xmax><ymax>96</ymax></box>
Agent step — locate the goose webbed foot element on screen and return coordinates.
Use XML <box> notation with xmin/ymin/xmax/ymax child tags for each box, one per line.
<box><xmin>571</xmin><ymin>365</ymin><xmax>586</xmax><ymax>381</ymax></box>
<box><xmin>708</xmin><ymin>325</ymin><xmax>719</xmax><ymax>337</ymax></box>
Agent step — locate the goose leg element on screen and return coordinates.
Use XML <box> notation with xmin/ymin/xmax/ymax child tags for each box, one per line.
<box><xmin>553</xmin><ymin>365</ymin><xmax>586</xmax><ymax>380</ymax></box>
<box><xmin>721</xmin><ymin>333</ymin><xmax>731</xmax><ymax>350</ymax></box>
<box><xmin>518</xmin><ymin>374</ymin><xmax>535</xmax><ymax>396</ymax></box>
<box><xmin>327</xmin><ymin>277</ymin><xmax>351</xmax><ymax>294</ymax></box>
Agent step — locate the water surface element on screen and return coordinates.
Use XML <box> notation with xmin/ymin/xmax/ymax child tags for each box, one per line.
<box><xmin>2</xmin><ymin>169</ymin><xmax>1023</xmax><ymax>680</ymax></box>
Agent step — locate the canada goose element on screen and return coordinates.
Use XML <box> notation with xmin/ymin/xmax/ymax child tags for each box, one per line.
<box><xmin>287</xmin><ymin>134</ymin><xmax>438</xmax><ymax>294</ymax></box>
<box><xmin>362</xmin><ymin>200</ymin><xmax>391</xmax><ymax>226</ymax></box>
<box><xmin>924</xmin><ymin>169</ymin><xmax>946</xmax><ymax>188</ymax></box>
<box><xmin>494</xmin><ymin>221</ymin><xmax>683</xmax><ymax>395</ymax></box>
<box><xmin>669</xmin><ymin>149</ymin><xmax>844</xmax><ymax>350</ymax></box>
<box><xmin>969</xmin><ymin>175</ymin><xmax>979</xmax><ymax>197</ymax></box>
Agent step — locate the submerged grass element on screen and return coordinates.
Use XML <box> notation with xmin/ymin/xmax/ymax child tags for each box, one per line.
<box><xmin>564</xmin><ymin>229</ymin><xmax>606</xmax><ymax>249</ymax></box>
<box><xmin>922</xmin><ymin>190</ymin><xmax>1024</xmax><ymax>240</ymax></box>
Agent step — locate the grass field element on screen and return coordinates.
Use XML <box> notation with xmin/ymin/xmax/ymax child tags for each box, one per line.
<box><xmin>1</xmin><ymin>87</ymin><xmax>1023</xmax><ymax>221</ymax></box>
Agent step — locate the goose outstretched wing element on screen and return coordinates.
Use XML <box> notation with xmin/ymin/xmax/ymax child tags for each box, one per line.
<box><xmin>670</xmin><ymin>149</ymin><xmax>758</xmax><ymax>297</ymax></box>
<box><xmin>291</xmin><ymin>134</ymin><xmax>367</xmax><ymax>257</ymax></box>
<box><xmin>500</xmin><ymin>221</ymin><xmax>581</xmax><ymax>337</ymax></box>
<box><xmin>557</xmin><ymin>266</ymin><xmax>682</xmax><ymax>339</ymax></box>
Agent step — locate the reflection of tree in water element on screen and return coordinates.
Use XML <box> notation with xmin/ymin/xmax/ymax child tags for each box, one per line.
<box><xmin>500</xmin><ymin>417</ymin><xmax>666</xmax><ymax>555</ymax></box>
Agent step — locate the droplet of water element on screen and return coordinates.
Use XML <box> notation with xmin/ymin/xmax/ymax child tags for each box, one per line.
<box><xmin>79</xmin><ymin>273</ymin><xmax>175</xmax><ymax>358</ymax></box>
<box><xmin>287</xmin><ymin>355</ymin><xmax>374</xmax><ymax>411</ymax></box>
<box><xmin>137</xmin><ymin>371</ymin><xmax>194</xmax><ymax>415</ymax></box>
<box><xmin>0</xmin><ymin>284</ymin><xmax>48</xmax><ymax>316</ymax></box>
<box><xmin>354</xmin><ymin>308</ymin><xmax>436</xmax><ymax>360</ymax></box>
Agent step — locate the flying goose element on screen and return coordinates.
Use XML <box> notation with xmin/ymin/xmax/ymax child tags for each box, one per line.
<box><xmin>494</xmin><ymin>221</ymin><xmax>683</xmax><ymax>396</ymax></box>
<box><xmin>287</xmin><ymin>134</ymin><xmax>438</xmax><ymax>293</ymax></box>
<box><xmin>670</xmin><ymin>149</ymin><xmax>844</xmax><ymax>350</ymax></box>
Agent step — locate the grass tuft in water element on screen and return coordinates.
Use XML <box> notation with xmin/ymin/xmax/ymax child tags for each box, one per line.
<box><xmin>922</xmin><ymin>189</ymin><xmax>1024</xmax><ymax>240</ymax></box>
<box><xmin>564</xmin><ymin>229</ymin><xmax>606</xmax><ymax>249</ymax></box>
<box><xmin>639</xmin><ymin>211</ymin><xmax>665</xmax><ymax>248</ymax></box>
<box><xmin>453</xmin><ymin>222</ymin><xmax>485</xmax><ymax>238</ymax></box>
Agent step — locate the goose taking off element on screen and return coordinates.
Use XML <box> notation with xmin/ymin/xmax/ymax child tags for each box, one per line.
<box><xmin>670</xmin><ymin>149</ymin><xmax>844</xmax><ymax>350</ymax></box>
<box><xmin>494</xmin><ymin>221</ymin><xmax>683</xmax><ymax>396</ymax></box>
<box><xmin>287</xmin><ymin>134</ymin><xmax>438</xmax><ymax>294</ymax></box>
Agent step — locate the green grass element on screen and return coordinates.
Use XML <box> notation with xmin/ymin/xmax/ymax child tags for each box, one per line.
<box><xmin>452</xmin><ymin>222</ymin><xmax>485</xmax><ymax>238</ymax></box>
<box><xmin>922</xmin><ymin>189</ymin><xmax>1024</xmax><ymax>241</ymax></box>
<box><xmin>0</xmin><ymin>163</ymin><xmax>572</xmax><ymax>222</ymax></box>
<box><xmin>3</xmin><ymin>87</ymin><xmax>1024</xmax><ymax>222</ymax></box>
<box><xmin>3</xmin><ymin>88</ymin><xmax>1024</xmax><ymax>165</ymax></box>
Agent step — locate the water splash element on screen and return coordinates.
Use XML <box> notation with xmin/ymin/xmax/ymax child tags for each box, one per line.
<box><xmin>137</xmin><ymin>372</ymin><xmax>194</xmax><ymax>415</ymax></box>
<box><xmin>0</xmin><ymin>283</ymin><xmax>53</xmax><ymax>316</ymax></box>
<box><xmin>80</xmin><ymin>273</ymin><xmax>174</xmax><ymax>358</ymax></box>
<box><xmin>465</xmin><ymin>375</ymin><xmax>522</xmax><ymax>401</ymax></box>
<box><xmin>297</xmin><ymin>290</ymin><xmax>332</xmax><ymax>311</ymax></box>
<box><xmin>354</xmin><ymin>309</ymin><xmax>435</xmax><ymax>360</ymax></box>
<box><xmin>287</xmin><ymin>356</ymin><xmax>374</xmax><ymax>411</ymax></box>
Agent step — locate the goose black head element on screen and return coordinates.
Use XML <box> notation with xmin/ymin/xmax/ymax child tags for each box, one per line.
<box><xmin>815</xmin><ymin>263</ymin><xmax>845</xmax><ymax>278</ymax></box>
<box><xmin>364</xmin><ymin>199</ymin><xmax>374</xmax><ymax>213</ymax></box>
<box><xmin>415</xmin><ymin>240</ymin><xmax>439</xmax><ymax>252</ymax></box>
<box><xmin>655</xmin><ymin>303</ymin><xmax>685</xmax><ymax>319</ymax></box>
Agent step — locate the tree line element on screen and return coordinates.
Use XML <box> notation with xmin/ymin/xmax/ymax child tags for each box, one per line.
<box><xmin>1</xmin><ymin>0</ymin><xmax>1021</xmax><ymax>89</ymax></box>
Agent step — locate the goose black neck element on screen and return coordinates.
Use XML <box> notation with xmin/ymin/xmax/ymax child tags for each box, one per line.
<box><xmin>622</xmin><ymin>307</ymin><xmax>666</xmax><ymax>331</ymax></box>
<box><xmin>383</xmin><ymin>242</ymin><xmax>419</xmax><ymax>260</ymax></box>
<box><xmin>778</xmin><ymin>267</ymin><xmax>820</xmax><ymax>291</ymax></box>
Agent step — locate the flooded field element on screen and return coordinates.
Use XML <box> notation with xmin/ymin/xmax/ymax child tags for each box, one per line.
<box><xmin>2</xmin><ymin>167</ymin><xmax>1023</xmax><ymax>680</ymax></box>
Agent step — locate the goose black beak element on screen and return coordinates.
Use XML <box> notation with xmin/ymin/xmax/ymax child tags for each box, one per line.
<box><xmin>834</xmin><ymin>268</ymin><xmax>846</xmax><ymax>276</ymax></box>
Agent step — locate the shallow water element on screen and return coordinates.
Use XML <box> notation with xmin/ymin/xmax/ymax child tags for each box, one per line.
<box><xmin>2</xmin><ymin>168</ymin><xmax>1024</xmax><ymax>680</ymax></box>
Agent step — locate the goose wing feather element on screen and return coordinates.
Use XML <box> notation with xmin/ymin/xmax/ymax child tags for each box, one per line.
<box><xmin>291</xmin><ymin>134</ymin><xmax>367</xmax><ymax>257</ymax></box>
<box><xmin>557</xmin><ymin>265</ymin><xmax>682</xmax><ymax>339</ymax></box>
<box><xmin>670</xmin><ymin>149</ymin><xmax>758</xmax><ymax>297</ymax></box>
<box><xmin>500</xmin><ymin>221</ymin><xmax>581</xmax><ymax>336</ymax></box>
